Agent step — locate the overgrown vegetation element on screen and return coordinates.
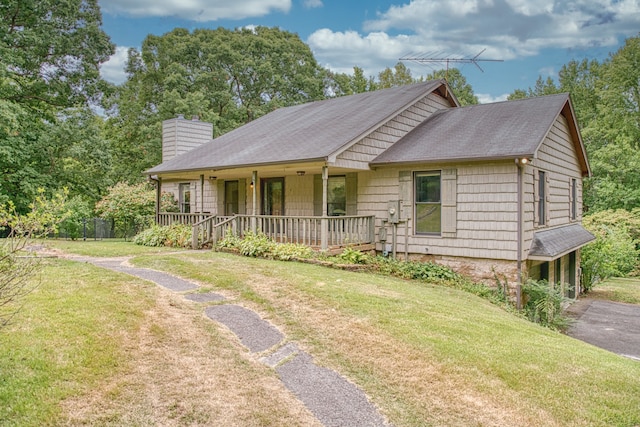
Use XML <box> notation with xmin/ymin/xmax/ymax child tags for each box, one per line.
<box><xmin>0</xmin><ymin>189</ymin><xmax>69</xmax><ymax>329</ymax></box>
<box><xmin>132</xmin><ymin>224</ymin><xmax>193</xmax><ymax>248</ymax></box>
<box><xmin>95</xmin><ymin>182</ymin><xmax>156</xmax><ymax>239</ymax></box>
<box><xmin>581</xmin><ymin>209</ymin><xmax>640</xmax><ymax>292</ymax></box>
<box><xmin>521</xmin><ymin>279</ymin><xmax>571</xmax><ymax>330</ymax></box>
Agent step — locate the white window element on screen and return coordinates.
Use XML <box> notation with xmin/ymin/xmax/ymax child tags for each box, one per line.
<box><xmin>179</xmin><ymin>183</ymin><xmax>191</xmax><ymax>213</ymax></box>
<box><xmin>414</xmin><ymin>171</ymin><xmax>441</xmax><ymax>234</ymax></box>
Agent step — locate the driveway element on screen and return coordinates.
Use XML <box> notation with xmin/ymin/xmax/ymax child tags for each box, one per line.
<box><xmin>566</xmin><ymin>299</ymin><xmax>640</xmax><ymax>361</ymax></box>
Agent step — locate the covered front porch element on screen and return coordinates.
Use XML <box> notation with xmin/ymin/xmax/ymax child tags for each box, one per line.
<box><xmin>156</xmin><ymin>212</ymin><xmax>374</xmax><ymax>251</ymax></box>
<box><xmin>153</xmin><ymin>164</ymin><xmax>376</xmax><ymax>251</ymax></box>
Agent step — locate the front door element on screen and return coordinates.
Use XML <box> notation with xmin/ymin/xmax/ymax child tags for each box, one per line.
<box><xmin>261</xmin><ymin>178</ymin><xmax>284</xmax><ymax>216</ymax></box>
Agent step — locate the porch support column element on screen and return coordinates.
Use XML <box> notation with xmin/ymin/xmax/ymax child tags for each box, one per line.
<box><xmin>200</xmin><ymin>174</ymin><xmax>205</xmax><ymax>215</ymax></box>
<box><xmin>321</xmin><ymin>166</ymin><xmax>329</xmax><ymax>250</ymax></box>
<box><xmin>251</xmin><ymin>170</ymin><xmax>258</xmax><ymax>233</ymax></box>
<box><xmin>155</xmin><ymin>176</ymin><xmax>161</xmax><ymax>224</ymax></box>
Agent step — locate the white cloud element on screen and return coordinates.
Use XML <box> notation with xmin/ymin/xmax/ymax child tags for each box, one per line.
<box><xmin>100</xmin><ymin>46</ymin><xmax>129</xmax><ymax>85</ymax></box>
<box><xmin>307</xmin><ymin>0</ymin><xmax>639</xmax><ymax>87</ymax></box>
<box><xmin>360</xmin><ymin>0</ymin><xmax>639</xmax><ymax>57</ymax></box>
<box><xmin>476</xmin><ymin>93</ymin><xmax>510</xmax><ymax>104</ymax></box>
<box><xmin>101</xmin><ymin>0</ymin><xmax>291</xmax><ymax>21</ymax></box>
<box><xmin>303</xmin><ymin>0</ymin><xmax>323</xmax><ymax>8</ymax></box>
<box><xmin>308</xmin><ymin>29</ymin><xmax>426</xmax><ymax>76</ymax></box>
<box><xmin>538</xmin><ymin>66</ymin><xmax>557</xmax><ymax>79</ymax></box>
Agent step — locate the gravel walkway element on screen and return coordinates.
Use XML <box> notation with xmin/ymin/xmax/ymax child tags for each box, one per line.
<box><xmin>70</xmin><ymin>255</ymin><xmax>391</xmax><ymax>427</ymax></box>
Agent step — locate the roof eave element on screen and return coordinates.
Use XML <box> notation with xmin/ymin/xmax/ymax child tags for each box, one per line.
<box><xmin>145</xmin><ymin>156</ymin><xmax>330</xmax><ymax>176</ymax></box>
<box><xmin>370</xmin><ymin>153</ymin><xmax>535</xmax><ymax>168</ymax></box>
<box><xmin>527</xmin><ymin>237</ymin><xmax>595</xmax><ymax>261</ymax></box>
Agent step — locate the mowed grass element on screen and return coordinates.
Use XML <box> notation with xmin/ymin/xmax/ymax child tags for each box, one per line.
<box><xmin>588</xmin><ymin>277</ymin><xmax>640</xmax><ymax>305</ymax></box>
<box><xmin>3</xmin><ymin>239</ymin><xmax>640</xmax><ymax>426</ymax></box>
<box><xmin>0</xmin><ymin>242</ymin><xmax>320</xmax><ymax>426</ymax></box>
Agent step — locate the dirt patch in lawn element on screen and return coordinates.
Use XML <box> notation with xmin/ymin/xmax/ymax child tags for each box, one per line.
<box><xmin>244</xmin><ymin>273</ymin><xmax>561</xmax><ymax>427</ymax></box>
<box><xmin>59</xmin><ymin>287</ymin><xmax>321</xmax><ymax>427</ymax></box>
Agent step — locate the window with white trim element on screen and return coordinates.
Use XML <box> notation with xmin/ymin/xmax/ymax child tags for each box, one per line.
<box><xmin>179</xmin><ymin>183</ymin><xmax>191</xmax><ymax>213</ymax></box>
<box><xmin>537</xmin><ymin>171</ymin><xmax>546</xmax><ymax>226</ymax></box>
<box><xmin>414</xmin><ymin>171</ymin><xmax>441</xmax><ymax>234</ymax></box>
<box><xmin>571</xmin><ymin>178</ymin><xmax>577</xmax><ymax>220</ymax></box>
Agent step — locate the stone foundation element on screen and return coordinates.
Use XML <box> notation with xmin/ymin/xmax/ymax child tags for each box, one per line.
<box><xmin>409</xmin><ymin>253</ymin><xmax>519</xmax><ymax>290</ymax></box>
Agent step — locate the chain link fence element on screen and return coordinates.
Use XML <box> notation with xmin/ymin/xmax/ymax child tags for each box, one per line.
<box><xmin>56</xmin><ymin>218</ymin><xmax>116</xmax><ymax>240</ymax></box>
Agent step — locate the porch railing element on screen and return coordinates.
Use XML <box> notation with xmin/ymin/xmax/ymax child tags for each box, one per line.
<box><xmin>181</xmin><ymin>214</ymin><xmax>375</xmax><ymax>250</ymax></box>
<box><xmin>156</xmin><ymin>212</ymin><xmax>212</xmax><ymax>226</ymax></box>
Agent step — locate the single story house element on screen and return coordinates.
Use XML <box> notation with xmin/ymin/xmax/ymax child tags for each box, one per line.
<box><xmin>146</xmin><ymin>79</ymin><xmax>594</xmax><ymax>296</ymax></box>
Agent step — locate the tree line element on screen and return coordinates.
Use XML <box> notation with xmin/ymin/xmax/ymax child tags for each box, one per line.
<box><xmin>1</xmin><ymin>2</ymin><xmax>639</xmax><ymax>219</ymax></box>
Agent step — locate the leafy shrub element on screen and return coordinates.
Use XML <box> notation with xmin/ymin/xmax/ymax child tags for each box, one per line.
<box><xmin>237</xmin><ymin>231</ymin><xmax>275</xmax><ymax>257</ymax></box>
<box><xmin>373</xmin><ymin>257</ymin><xmax>459</xmax><ymax>282</ymax></box>
<box><xmin>95</xmin><ymin>182</ymin><xmax>155</xmax><ymax>239</ymax></box>
<box><xmin>160</xmin><ymin>191</ymin><xmax>180</xmax><ymax>212</ymax></box>
<box><xmin>581</xmin><ymin>213</ymin><xmax>638</xmax><ymax>292</ymax></box>
<box><xmin>216</xmin><ymin>228</ymin><xmax>241</xmax><ymax>249</ymax></box>
<box><xmin>271</xmin><ymin>242</ymin><xmax>313</xmax><ymax>261</ymax></box>
<box><xmin>522</xmin><ymin>279</ymin><xmax>571</xmax><ymax>330</ymax></box>
<box><xmin>59</xmin><ymin>196</ymin><xmax>93</xmax><ymax>240</ymax></box>
<box><xmin>133</xmin><ymin>224</ymin><xmax>192</xmax><ymax>248</ymax></box>
<box><xmin>337</xmin><ymin>247</ymin><xmax>371</xmax><ymax>264</ymax></box>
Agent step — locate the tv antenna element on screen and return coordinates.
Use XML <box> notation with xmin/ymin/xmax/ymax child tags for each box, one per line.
<box><xmin>400</xmin><ymin>48</ymin><xmax>503</xmax><ymax>80</ymax></box>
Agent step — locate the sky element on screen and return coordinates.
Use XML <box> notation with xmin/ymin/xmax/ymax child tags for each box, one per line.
<box><xmin>98</xmin><ymin>0</ymin><xmax>640</xmax><ymax>104</ymax></box>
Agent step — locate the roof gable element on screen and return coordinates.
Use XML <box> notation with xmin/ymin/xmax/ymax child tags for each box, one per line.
<box><xmin>371</xmin><ymin>93</ymin><xmax>590</xmax><ymax>176</ymax></box>
<box><xmin>147</xmin><ymin>80</ymin><xmax>454</xmax><ymax>174</ymax></box>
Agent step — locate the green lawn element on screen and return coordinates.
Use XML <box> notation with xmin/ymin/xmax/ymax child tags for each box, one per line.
<box><xmin>588</xmin><ymin>277</ymin><xmax>640</xmax><ymax>304</ymax></box>
<box><xmin>2</xmin><ymin>239</ymin><xmax>639</xmax><ymax>426</ymax></box>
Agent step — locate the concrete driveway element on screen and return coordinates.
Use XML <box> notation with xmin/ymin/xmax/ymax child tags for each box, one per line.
<box><xmin>566</xmin><ymin>299</ymin><xmax>640</xmax><ymax>361</ymax></box>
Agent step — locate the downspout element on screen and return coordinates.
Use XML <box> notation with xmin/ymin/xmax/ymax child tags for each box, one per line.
<box><xmin>515</xmin><ymin>158</ymin><xmax>527</xmax><ymax>310</ymax></box>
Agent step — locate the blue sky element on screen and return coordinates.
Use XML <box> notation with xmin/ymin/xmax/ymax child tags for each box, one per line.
<box><xmin>98</xmin><ymin>0</ymin><xmax>640</xmax><ymax>103</ymax></box>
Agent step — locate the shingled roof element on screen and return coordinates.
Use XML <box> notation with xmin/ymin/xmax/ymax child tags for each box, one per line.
<box><xmin>371</xmin><ymin>93</ymin><xmax>590</xmax><ymax>176</ymax></box>
<box><xmin>529</xmin><ymin>224</ymin><xmax>595</xmax><ymax>260</ymax></box>
<box><xmin>147</xmin><ymin>80</ymin><xmax>451</xmax><ymax>175</ymax></box>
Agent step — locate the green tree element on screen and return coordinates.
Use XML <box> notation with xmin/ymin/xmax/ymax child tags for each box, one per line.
<box><xmin>557</xmin><ymin>59</ymin><xmax>602</xmax><ymax>127</ymax></box>
<box><xmin>59</xmin><ymin>195</ymin><xmax>93</xmax><ymax>240</ymax></box>
<box><xmin>581</xmin><ymin>36</ymin><xmax>640</xmax><ymax>211</ymax></box>
<box><xmin>325</xmin><ymin>66</ymin><xmax>377</xmax><ymax>97</ymax></box>
<box><xmin>106</xmin><ymin>27</ymin><xmax>327</xmax><ymax>182</ymax></box>
<box><xmin>508</xmin><ymin>76</ymin><xmax>561</xmax><ymax>100</ymax></box>
<box><xmin>39</xmin><ymin>109</ymin><xmax>113</xmax><ymax>205</ymax></box>
<box><xmin>424</xmin><ymin>68</ymin><xmax>478</xmax><ymax>106</ymax></box>
<box><xmin>506</xmin><ymin>35</ymin><xmax>640</xmax><ymax>212</ymax></box>
<box><xmin>378</xmin><ymin>62</ymin><xmax>418</xmax><ymax>89</ymax></box>
<box><xmin>0</xmin><ymin>0</ymin><xmax>114</xmax><ymax>211</ymax></box>
<box><xmin>581</xmin><ymin>210</ymin><xmax>639</xmax><ymax>291</ymax></box>
<box><xmin>94</xmin><ymin>182</ymin><xmax>156</xmax><ymax>239</ymax></box>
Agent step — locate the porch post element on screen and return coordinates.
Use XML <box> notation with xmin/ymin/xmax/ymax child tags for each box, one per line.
<box><xmin>200</xmin><ymin>174</ymin><xmax>204</xmax><ymax>215</ymax></box>
<box><xmin>321</xmin><ymin>166</ymin><xmax>328</xmax><ymax>250</ymax></box>
<box><xmin>251</xmin><ymin>170</ymin><xmax>258</xmax><ymax>233</ymax></box>
<box><xmin>155</xmin><ymin>176</ymin><xmax>161</xmax><ymax>224</ymax></box>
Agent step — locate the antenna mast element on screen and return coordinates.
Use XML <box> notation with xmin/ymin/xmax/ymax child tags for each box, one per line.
<box><xmin>400</xmin><ymin>48</ymin><xmax>503</xmax><ymax>81</ymax></box>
